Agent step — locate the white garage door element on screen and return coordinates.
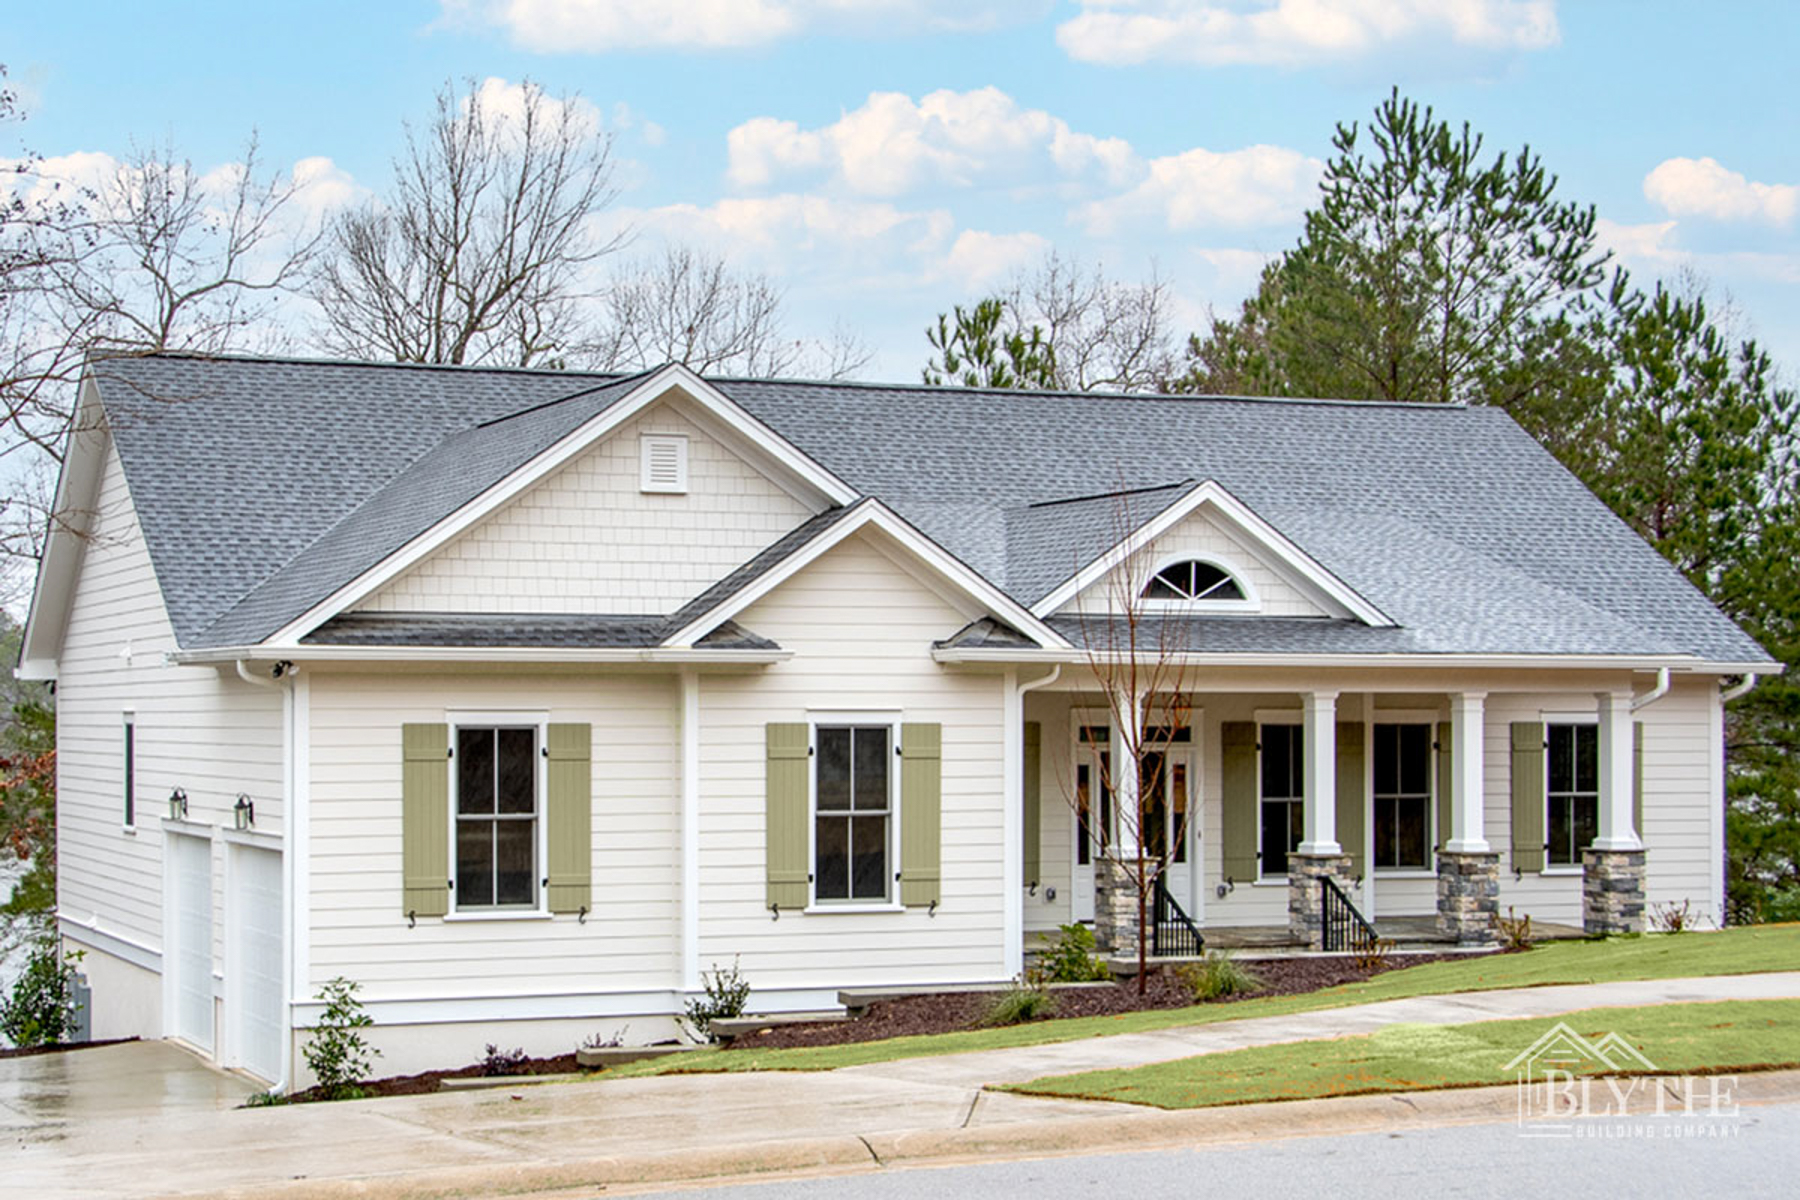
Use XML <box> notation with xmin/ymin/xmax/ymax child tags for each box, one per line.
<box><xmin>169</xmin><ymin>833</ymin><xmax>214</xmax><ymax>1052</ymax></box>
<box><xmin>228</xmin><ymin>846</ymin><xmax>285</xmax><ymax>1082</ymax></box>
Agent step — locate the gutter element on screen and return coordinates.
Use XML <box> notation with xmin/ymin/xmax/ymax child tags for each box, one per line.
<box><xmin>176</xmin><ymin>646</ymin><xmax>792</xmax><ymax>667</ymax></box>
<box><xmin>931</xmin><ymin>648</ymin><xmax>1774</xmax><ymax>673</ymax></box>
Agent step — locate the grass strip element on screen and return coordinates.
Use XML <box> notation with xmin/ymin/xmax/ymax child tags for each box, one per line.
<box><xmin>602</xmin><ymin>925</ymin><xmax>1800</xmax><ymax>1077</ymax></box>
<box><xmin>999</xmin><ymin>998</ymin><xmax>1800</xmax><ymax>1109</ymax></box>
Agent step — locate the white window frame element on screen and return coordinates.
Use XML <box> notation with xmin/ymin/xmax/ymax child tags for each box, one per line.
<box><xmin>1255</xmin><ymin>719</ymin><xmax>1304</xmax><ymax>883</ymax></box>
<box><xmin>122</xmin><ymin>709</ymin><xmax>137</xmax><ymax>833</ymax></box>
<box><xmin>446</xmin><ymin>711</ymin><xmax>550</xmax><ymax>919</ymax></box>
<box><xmin>639</xmin><ymin>433</ymin><xmax>689</xmax><ymax>494</ymax></box>
<box><xmin>805</xmin><ymin>711</ymin><xmax>902</xmax><ymax>913</ymax></box>
<box><xmin>1137</xmin><ymin>552</ymin><xmax>1261</xmax><ymax>614</ymax></box>
<box><xmin>1070</xmin><ymin>708</ymin><xmax>1113</xmax><ymax>874</ymax></box>
<box><xmin>1370</xmin><ymin>720</ymin><xmax>1435</xmax><ymax>875</ymax></box>
<box><xmin>1542</xmin><ymin>714</ymin><xmax>1600</xmax><ymax>875</ymax></box>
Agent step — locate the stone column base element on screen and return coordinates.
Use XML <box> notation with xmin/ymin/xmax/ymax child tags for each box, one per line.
<box><xmin>1436</xmin><ymin>851</ymin><xmax>1500</xmax><ymax>945</ymax></box>
<box><xmin>1287</xmin><ymin>854</ymin><xmax>1353</xmax><ymax>950</ymax></box>
<box><xmin>1093</xmin><ymin>856</ymin><xmax>1141</xmax><ymax>959</ymax></box>
<box><xmin>1583</xmin><ymin>849</ymin><xmax>1646</xmax><ymax>935</ymax></box>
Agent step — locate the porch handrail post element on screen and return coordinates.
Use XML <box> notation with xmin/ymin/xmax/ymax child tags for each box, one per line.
<box><xmin>1445</xmin><ymin>691</ymin><xmax>1491</xmax><ymax>853</ymax></box>
<box><xmin>1298</xmin><ymin>690</ymin><xmax>1341</xmax><ymax>855</ymax></box>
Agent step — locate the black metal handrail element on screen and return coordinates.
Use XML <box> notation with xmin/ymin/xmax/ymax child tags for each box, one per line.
<box><xmin>1320</xmin><ymin>874</ymin><xmax>1380</xmax><ymax>952</ymax></box>
<box><xmin>1151</xmin><ymin>875</ymin><xmax>1206</xmax><ymax>957</ymax></box>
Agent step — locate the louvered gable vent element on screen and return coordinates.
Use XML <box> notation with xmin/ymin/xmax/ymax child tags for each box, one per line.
<box><xmin>640</xmin><ymin>434</ymin><xmax>688</xmax><ymax>494</ymax></box>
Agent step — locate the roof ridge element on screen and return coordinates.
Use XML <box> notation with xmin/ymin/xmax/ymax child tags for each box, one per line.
<box><xmin>126</xmin><ymin>348</ymin><xmax>633</xmax><ymax>381</ymax></box>
<box><xmin>474</xmin><ymin>369</ymin><xmax>657</xmax><ymax>429</ymax></box>
<box><xmin>1027</xmin><ymin>479</ymin><xmax>1196</xmax><ymax>509</ymax></box>
<box><xmin>719</xmin><ymin>375</ymin><xmax>1475</xmax><ymax>410</ymax></box>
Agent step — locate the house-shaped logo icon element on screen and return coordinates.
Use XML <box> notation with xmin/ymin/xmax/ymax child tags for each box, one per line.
<box><xmin>1504</xmin><ymin>1021</ymin><xmax>1660</xmax><ymax>1084</ymax></box>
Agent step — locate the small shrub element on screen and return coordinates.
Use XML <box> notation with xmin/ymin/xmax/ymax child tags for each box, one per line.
<box><xmin>302</xmin><ymin>976</ymin><xmax>379</xmax><ymax>1100</ymax></box>
<box><xmin>1350</xmin><ymin>935</ymin><xmax>1395</xmax><ymax>972</ymax></box>
<box><xmin>1041</xmin><ymin>923</ymin><xmax>1112</xmax><ymax>982</ymax></box>
<box><xmin>684</xmin><ymin>957</ymin><xmax>751</xmax><ymax>1041</ymax></box>
<box><xmin>978</xmin><ymin>976</ymin><xmax>1058</xmax><ymax>1027</ymax></box>
<box><xmin>1176</xmin><ymin>951</ymin><xmax>1263</xmax><ymax>1001</ymax></box>
<box><xmin>0</xmin><ymin>935</ymin><xmax>84</xmax><ymax>1048</ymax></box>
<box><xmin>581</xmin><ymin>1025</ymin><xmax>630</xmax><ymax>1051</ymax></box>
<box><xmin>245</xmin><ymin>1089</ymin><xmax>288</xmax><ymax>1107</ymax></box>
<box><xmin>1652</xmin><ymin>899</ymin><xmax>1699</xmax><ymax>933</ymax></box>
<box><xmin>479</xmin><ymin>1043</ymin><xmax>531</xmax><ymax>1076</ymax></box>
<box><xmin>1496</xmin><ymin>907</ymin><xmax>1534</xmax><ymax>950</ymax></box>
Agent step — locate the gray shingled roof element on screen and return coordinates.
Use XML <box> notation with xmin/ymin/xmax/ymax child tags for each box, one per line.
<box><xmin>302</xmin><ymin>612</ymin><xmax>778</xmax><ymax>651</ymax></box>
<box><xmin>86</xmin><ymin>354</ymin><xmax>1771</xmax><ymax>664</ymax></box>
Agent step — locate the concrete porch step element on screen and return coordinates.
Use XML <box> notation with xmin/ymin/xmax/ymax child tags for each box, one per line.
<box><xmin>708</xmin><ymin>1011</ymin><xmax>850</xmax><ymax>1040</ymax></box>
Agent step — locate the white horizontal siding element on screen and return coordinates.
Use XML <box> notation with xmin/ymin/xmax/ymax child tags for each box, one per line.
<box><xmin>697</xmin><ymin>529</ymin><xmax>1010</xmax><ymax>989</ymax></box>
<box><xmin>304</xmin><ymin>670</ymin><xmax>682</xmax><ymax>998</ymax></box>
<box><xmin>358</xmin><ymin>402</ymin><xmax>817</xmax><ymax>616</ymax></box>
<box><xmin>55</xmin><ymin>440</ymin><xmax>284</xmax><ymax>969</ymax></box>
<box><xmin>1062</xmin><ymin>505</ymin><xmax>1325</xmax><ymax>619</ymax></box>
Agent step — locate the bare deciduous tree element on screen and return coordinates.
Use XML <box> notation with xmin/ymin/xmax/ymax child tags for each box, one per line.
<box><xmin>595</xmin><ymin>244</ymin><xmax>871</xmax><ymax>380</ymax></box>
<box><xmin>311</xmin><ymin>77</ymin><xmax>622</xmax><ymax>368</ymax></box>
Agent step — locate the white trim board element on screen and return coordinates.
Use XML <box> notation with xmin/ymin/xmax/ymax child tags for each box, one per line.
<box><xmin>263</xmin><ymin>365</ymin><xmax>860</xmax><ymax>648</ymax></box>
<box><xmin>1029</xmin><ymin>478</ymin><xmax>1393</xmax><ymax>626</ymax></box>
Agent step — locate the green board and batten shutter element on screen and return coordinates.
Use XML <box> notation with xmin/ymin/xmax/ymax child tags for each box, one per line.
<box><xmin>401</xmin><ymin>723</ymin><xmax>450</xmax><ymax>918</ymax></box>
<box><xmin>545</xmin><ymin>723</ymin><xmax>592</xmax><ymax>914</ymax></box>
<box><xmin>1221</xmin><ymin>722</ymin><xmax>1258</xmax><ymax>881</ymax></box>
<box><xmin>1336</xmin><ymin>722</ymin><xmax>1366</xmax><ymax>878</ymax></box>
<box><xmin>1510</xmin><ymin>721</ymin><xmax>1546</xmax><ymax>873</ymax></box>
<box><xmin>1435</xmin><ymin>721</ymin><xmax>1453</xmax><ymax>851</ymax></box>
<box><xmin>900</xmin><ymin>722</ymin><xmax>942</xmax><ymax>907</ymax></box>
<box><xmin>1022</xmin><ymin>722</ymin><xmax>1042</xmax><ymax>890</ymax></box>
<box><xmin>765</xmin><ymin>723</ymin><xmax>810</xmax><ymax>910</ymax></box>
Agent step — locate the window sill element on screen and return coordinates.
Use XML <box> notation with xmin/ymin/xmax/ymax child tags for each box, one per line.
<box><xmin>803</xmin><ymin>902</ymin><xmax>905</xmax><ymax>914</ymax></box>
<box><xmin>443</xmin><ymin>909</ymin><xmax>553</xmax><ymax>923</ymax></box>
<box><xmin>1539</xmin><ymin>867</ymin><xmax>1584</xmax><ymax>877</ymax></box>
<box><xmin>1251</xmin><ymin>877</ymin><xmax>1288</xmax><ymax>887</ymax></box>
<box><xmin>1378</xmin><ymin>869</ymin><xmax>1438</xmax><ymax>880</ymax></box>
<box><xmin>122</xmin><ymin>825</ymin><xmax>138</xmax><ymax>836</ymax></box>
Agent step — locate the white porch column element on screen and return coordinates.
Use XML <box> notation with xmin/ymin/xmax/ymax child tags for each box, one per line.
<box><xmin>1109</xmin><ymin>699</ymin><xmax>1142</xmax><ymax>861</ymax></box>
<box><xmin>1297</xmin><ymin>691</ymin><xmax>1340</xmax><ymax>855</ymax></box>
<box><xmin>1002</xmin><ymin>669</ymin><xmax>1024</xmax><ymax>977</ymax></box>
<box><xmin>1594</xmin><ymin>690</ymin><xmax>1642</xmax><ymax>850</ymax></box>
<box><xmin>680</xmin><ymin>670</ymin><xmax>700</xmax><ymax>993</ymax></box>
<box><xmin>1445</xmin><ymin>692</ymin><xmax>1490</xmax><ymax>853</ymax></box>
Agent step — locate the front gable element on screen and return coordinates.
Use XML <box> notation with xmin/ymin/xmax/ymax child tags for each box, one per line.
<box><xmin>355</xmin><ymin>397</ymin><xmax>820</xmax><ymax>617</ymax></box>
<box><xmin>1034</xmin><ymin>480</ymin><xmax>1392</xmax><ymax>627</ymax></box>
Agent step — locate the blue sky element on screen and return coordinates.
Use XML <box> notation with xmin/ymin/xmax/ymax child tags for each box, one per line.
<box><xmin>4</xmin><ymin>1</ymin><xmax>1797</xmax><ymax>382</ymax></box>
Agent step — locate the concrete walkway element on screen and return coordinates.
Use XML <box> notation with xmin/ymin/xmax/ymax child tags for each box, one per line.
<box><xmin>4</xmin><ymin>971</ymin><xmax>1797</xmax><ymax>1200</ymax></box>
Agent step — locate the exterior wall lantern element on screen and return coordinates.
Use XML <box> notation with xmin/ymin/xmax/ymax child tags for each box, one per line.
<box><xmin>233</xmin><ymin>793</ymin><xmax>255</xmax><ymax>831</ymax></box>
<box><xmin>167</xmin><ymin>787</ymin><xmax>188</xmax><ymax>821</ymax></box>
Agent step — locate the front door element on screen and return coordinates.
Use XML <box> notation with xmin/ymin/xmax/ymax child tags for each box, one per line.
<box><xmin>1071</xmin><ymin>719</ymin><xmax>1195</xmax><ymax>924</ymax></box>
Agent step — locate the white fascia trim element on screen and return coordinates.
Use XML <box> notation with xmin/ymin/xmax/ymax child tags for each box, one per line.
<box><xmin>19</xmin><ymin>376</ymin><xmax>110</xmax><ymax>677</ymax></box>
<box><xmin>1028</xmin><ymin>479</ymin><xmax>1393</xmax><ymax>626</ymax></box>
<box><xmin>172</xmin><ymin>645</ymin><xmax>791</xmax><ymax>666</ymax></box>
<box><xmin>662</xmin><ymin>499</ymin><xmax>1072</xmax><ymax>651</ymax></box>
<box><xmin>933</xmin><ymin>649</ymin><xmax>1711</xmax><ymax>672</ymax></box>
<box><xmin>59</xmin><ymin>912</ymin><xmax>163</xmax><ymax>973</ymax></box>
<box><xmin>262</xmin><ymin>364</ymin><xmax>859</xmax><ymax>648</ymax></box>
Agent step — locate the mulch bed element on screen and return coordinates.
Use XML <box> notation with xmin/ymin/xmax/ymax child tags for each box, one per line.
<box><xmin>284</xmin><ymin>1051</ymin><xmax>587</xmax><ymax>1104</ymax></box>
<box><xmin>725</xmin><ymin>953</ymin><xmax>1466</xmax><ymax>1052</ymax></box>
<box><xmin>0</xmin><ymin>1036</ymin><xmax>139</xmax><ymax>1060</ymax></box>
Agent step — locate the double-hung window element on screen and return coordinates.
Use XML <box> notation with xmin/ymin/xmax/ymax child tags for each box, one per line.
<box><xmin>1373</xmin><ymin>723</ymin><xmax>1432</xmax><ymax>869</ymax></box>
<box><xmin>1259</xmin><ymin>724</ymin><xmax>1303</xmax><ymax>876</ymax></box>
<box><xmin>455</xmin><ymin>725</ymin><xmax>540</xmax><ymax>909</ymax></box>
<box><xmin>1547</xmin><ymin>723</ymin><xmax>1598</xmax><ymax>866</ymax></box>
<box><xmin>122</xmin><ymin>713</ymin><xmax>136</xmax><ymax>828</ymax></box>
<box><xmin>814</xmin><ymin>724</ymin><xmax>893</xmax><ymax>903</ymax></box>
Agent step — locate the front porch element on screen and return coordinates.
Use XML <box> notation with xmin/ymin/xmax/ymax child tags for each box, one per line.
<box><xmin>1018</xmin><ymin>671</ymin><xmax>1654</xmax><ymax>957</ymax></box>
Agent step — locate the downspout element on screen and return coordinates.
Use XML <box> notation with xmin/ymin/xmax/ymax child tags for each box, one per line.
<box><xmin>1720</xmin><ymin>674</ymin><xmax>1758</xmax><ymax>703</ymax></box>
<box><xmin>1630</xmin><ymin>667</ymin><xmax>1671</xmax><ymax>712</ymax></box>
<box><xmin>1005</xmin><ymin>665</ymin><xmax>1060</xmax><ymax>977</ymax></box>
<box><xmin>235</xmin><ymin>659</ymin><xmax>296</xmax><ymax>1099</ymax></box>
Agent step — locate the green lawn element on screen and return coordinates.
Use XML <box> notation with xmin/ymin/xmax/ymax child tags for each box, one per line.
<box><xmin>1002</xmin><ymin>998</ymin><xmax>1800</xmax><ymax>1109</ymax></box>
<box><xmin>607</xmin><ymin>925</ymin><xmax>1800</xmax><ymax>1077</ymax></box>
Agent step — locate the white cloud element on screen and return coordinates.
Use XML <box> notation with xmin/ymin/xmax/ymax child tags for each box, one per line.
<box><xmin>1643</xmin><ymin>157</ymin><xmax>1798</xmax><ymax>228</ymax></box>
<box><xmin>443</xmin><ymin>0</ymin><xmax>1045</xmax><ymax>52</ymax></box>
<box><xmin>1055</xmin><ymin>0</ymin><xmax>1559</xmax><ymax>67</ymax></box>
<box><xmin>1598</xmin><ymin>217</ymin><xmax>1800</xmax><ymax>287</ymax></box>
<box><xmin>1078</xmin><ymin>143</ymin><xmax>1320</xmax><ymax>232</ymax></box>
<box><xmin>727</xmin><ymin>87</ymin><xmax>1138</xmax><ymax>197</ymax></box>
<box><xmin>941</xmin><ymin>229</ymin><xmax>1053</xmax><ymax>288</ymax></box>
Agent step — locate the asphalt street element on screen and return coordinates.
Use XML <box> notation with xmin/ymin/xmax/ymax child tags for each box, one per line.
<box><xmin>630</xmin><ymin>1098</ymin><xmax>1796</xmax><ymax>1200</ymax></box>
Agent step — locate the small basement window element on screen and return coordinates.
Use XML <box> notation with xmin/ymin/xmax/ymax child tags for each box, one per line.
<box><xmin>640</xmin><ymin>434</ymin><xmax>689</xmax><ymax>494</ymax></box>
<box><xmin>1142</xmin><ymin>559</ymin><xmax>1246</xmax><ymax>603</ymax></box>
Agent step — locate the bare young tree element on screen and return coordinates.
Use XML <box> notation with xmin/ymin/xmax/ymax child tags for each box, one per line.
<box><xmin>1057</xmin><ymin>491</ymin><xmax>1200</xmax><ymax>992</ymax></box>
<box><xmin>311</xmin><ymin>77</ymin><xmax>622</xmax><ymax>367</ymax></box>
<box><xmin>1002</xmin><ymin>252</ymin><xmax>1178</xmax><ymax>393</ymax></box>
<box><xmin>595</xmin><ymin>244</ymin><xmax>871</xmax><ymax>379</ymax></box>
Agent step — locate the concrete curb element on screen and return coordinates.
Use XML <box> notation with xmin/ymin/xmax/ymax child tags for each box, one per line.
<box><xmin>172</xmin><ymin>1068</ymin><xmax>1800</xmax><ymax>1200</ymax></box>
